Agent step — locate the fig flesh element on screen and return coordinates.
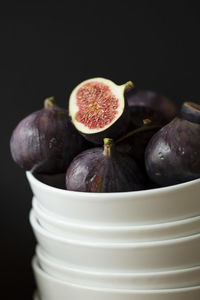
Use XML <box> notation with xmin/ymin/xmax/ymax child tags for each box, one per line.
<box><xmin>69</xmin><ymin>78</ymin><xmax>134</xmax><ymax>144</ymax></box>
<box><xmin>127</xmin><ymin>90</ymin><xmax>177</xmax><ymax>127</ymax></box>
<box><xmin>10</xmin><ymin>97</ymin><xmax>90</xmax><ymax>174</ymax></box>
<box><xmin>145</xmin><ymin>102</ymin><xmax>200</xmax><ymax>186</ymax></box>
<box><xmin>66</xmin><ymin>138</ymin><xmax>146</xmax><ymax>192</ymax></box>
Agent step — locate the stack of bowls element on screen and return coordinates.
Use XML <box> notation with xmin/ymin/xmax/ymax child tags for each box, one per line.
<box><xmin>27</xmin><ymin>171</ymin><xmax>200</xmax><ymax>300</ymax></box>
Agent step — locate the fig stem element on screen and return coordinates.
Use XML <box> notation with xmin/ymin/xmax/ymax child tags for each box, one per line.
<box><xmin>103</xmin><ymin>138</ymin><xmax>114</xmax><ymax>157</ymax></box>
<box><xmin>44</xmin><ymin>96</ymin><xmax>56</xmax><ymax>109</ymax></box>
<box><xmin>121</xmin><ymin>81</ymin><xmax>135</xmax><ymax>93</ymax></box>
<box><xmin>143</xmin><ymin>118</ymin><xmax>152</xmax><ymax>125</ymax></box>
<box><xmin>115</xmin><ymin>124</ymin><xmax>161</xmax><ymax>144</ymax></box>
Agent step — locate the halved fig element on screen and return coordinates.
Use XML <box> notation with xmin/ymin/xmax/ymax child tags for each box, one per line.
<box><xmin>66</xmin><ymin>138</ymin><xmax>147</xmax><ymax>193</ymax></box>
<box><xmin>69</xmin><ymin>78</ymin><xmax>134</xmax><ymax>144</ymax></box>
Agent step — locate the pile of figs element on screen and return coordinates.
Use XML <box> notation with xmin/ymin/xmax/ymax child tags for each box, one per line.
<box><xmin>10</xmin><ymin>78</ymin><xmax>200</xmax><ymax>192</ymax></box>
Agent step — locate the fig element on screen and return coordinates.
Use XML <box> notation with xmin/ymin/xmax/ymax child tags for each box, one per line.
<box><xmin>10</xmin><ymin>97</ymin><xmax>90</xmax><ymax>174</ymax></box>
<box><xmin>116</xmin><ymin>123</ymin><xmax>160</xmax><ymax>167</ymax></box>
<box><xmin>66</xmin><ymin>138</ymin><xmax>146</xmax><ymax>192</ymax></box>
<box><xmin>127</xmin><ymin>90</ymin><xmax>177</xmax><ymax>127</ymax></box>
<box><xmin>145</xmin><ymin>102</ymin><xmax>200</xmax><ymax>187</ymax></box>
<box><xmin>69</xmin><ymin>77</ymin><xmax>134</xmax><ymax>145</ymax></box>
<box><xmin>114</xmin><ymin>90</ymin><xmax>177</xmax><ymax>167</ymax></box>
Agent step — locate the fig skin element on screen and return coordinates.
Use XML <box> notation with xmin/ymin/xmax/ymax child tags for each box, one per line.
<box><xmin>66</xmin><ymin>138</ymin><xmax>146</xmax><ymax>193</ymax></box>
<box><xmin>145</xmin><ymin>115</ymin><xmax>200</xmax><ymax>187</ymax></box>
<box><xmin>116</xmin><ymin>90</ymin><xmax>177</xmax><ymax>168</ymax></box>
<box><xmin>127</xmin><ymin>90</ymin><xmax>177</xmax><ymax>127</ymax></box>
<box><xmin>181</xmin><ymin>102</ymin><xmax>200</xmax><ymax>124</ymax></box>
<box><xmin>10</xmin><ymin>97</ymin><xmax>91</xmax><ymax>174</ymax></box>
<box><xmin>116</xmin><ymin>124</ymin><xmax>159</xmax><ymax>168</ymax></box>
<box><xmin>115</xmin><ymin>90</ymin><xmax>177</xmax><ymax>168</ymax></box>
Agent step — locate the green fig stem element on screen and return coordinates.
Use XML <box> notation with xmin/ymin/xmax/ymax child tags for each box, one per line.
<box><xmin>143</xmin><ymin>118</ymin><xmax>152</xmax><ymax>125</ymax></box>
<box><xmin>122</xmin><ymin>81</ymin><xmax>135</xmax><ymax>93</ymax></box>
<box><xmin>103</xmin><ymin>138</ymin><xmax>114</xmax><ymax>157</ymax></box>
<box><xmin>115</xmin><ymin>123</ymin><xmax>161</xmax><ymax>144</ymax></box>
<box><xmin>44</xmin><ymin>96</ymin><xmax>56</xmax><ymax>109</ymax></box>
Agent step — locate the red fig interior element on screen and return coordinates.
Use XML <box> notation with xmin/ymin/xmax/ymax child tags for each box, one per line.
<box><xmin>75</xmin><ymin>81</ymin><xmax>119</xmax><ymax>130</ymax></box>
<box><xmin>68</xmin><ymin>78</ymin><xmax>134</xmax><ymax>138</ymax></box>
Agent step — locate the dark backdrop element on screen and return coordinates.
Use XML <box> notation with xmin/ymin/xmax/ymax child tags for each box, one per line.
<box><xmin>1</xmin><ymin>2</ymin><xmax>200</xmax><ymax>299</ymax></box>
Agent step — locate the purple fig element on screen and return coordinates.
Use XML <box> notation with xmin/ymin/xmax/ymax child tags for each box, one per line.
<box><xmin>114</xmin><ymin>90</ymin><xmax>177</xmax><ymax>167</ymax></box>
<box><xmin>145</xmin><ymin>102</ymin><xmax>200</xmax><ymax>187</ymax></box>
<box><xmin>69</xmin><ymin>78</ymin><xmax>134</xmax><ymax>145</ymax></box>
<box><xmin>10</xmin><ymin>97</ymin><xmax>90</xmax><ymax>174</ymax></box>
<box><xmin>66</xmin><ymin>138</ymin><xmax>146</xmax><ymax>192</ymax></box>
<box><xmin>127</xmin><ymin>90</ymin><xmax>177</xmax><ymax>127</ymax></box>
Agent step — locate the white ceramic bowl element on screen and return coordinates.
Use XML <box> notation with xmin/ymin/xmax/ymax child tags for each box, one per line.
<box><xmin>27</xmin><ymin>171</ymin><xmax>200</xmax><ymax>225</ymax></box>
<box><xmin>30</xmin><ymin>211</ymin><xmax>200</xmax><ymax>272</ymax></box>
<box><xmin>33</xmin><ymin>291</ymin><xmax>40</xmax><ymax>300</ymax></box>
<box><xmin>33</xmin><ymin>257</ymin><xmax>200</xmax><ymax>300</ymax></box>
<box><xmin>33</xmin><ymin>197</ymin><xmax>200</xmax><ymax>242</ymax></box>
<box><xmin>36</xmin><ymin>245</ymin><xmax>200</xmax><ymax>290</ymax></box>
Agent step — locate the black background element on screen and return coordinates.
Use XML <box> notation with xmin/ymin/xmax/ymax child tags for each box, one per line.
<box><xmin>1</xmin><ymin>2</ymin><xmax>200</xmax><ymax>299</ymax></box>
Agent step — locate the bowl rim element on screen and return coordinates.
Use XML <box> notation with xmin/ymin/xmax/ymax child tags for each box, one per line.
<box><xmin>26</xmin><ymin>171</ymin><xmax>200</xmax><ymax>198</ymax></box>
<box><xmin>36</xmin><ymin>244</ymin><xmax>200</xmax><ymax>277</ymax></box>
<box><xmin>33</xmin><ymin>256</ymin><xmax>200</xmax><ymax>294</ymax></box>
<box><xmin>30</xmin><ymin>210</ymin><xmax>200</xmax><ymax>248</ymax></box>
